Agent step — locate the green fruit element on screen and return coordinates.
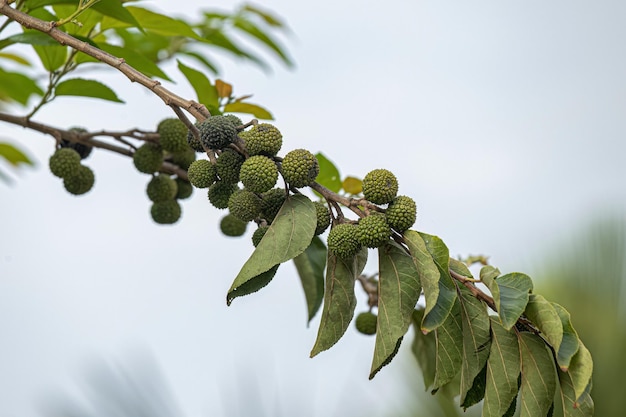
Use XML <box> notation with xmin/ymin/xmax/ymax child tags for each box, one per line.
<box><xmin>61</xmin><ymin>127</ymin><xmax>92</xmax><ymax>159</ymax></box>
<box><xmin>208</xmin><ymin>181</ymin><xmax>238</xmax><ymax>209</ymax></box>
<box><xmin>244</xmin><ymin>123</ymin><xmax>282</xmax><ymax>156</ymax></box>
<box><xmin>228</xmin><ymin>189</ymin><xmax>261</xmax><ymax>222</ymax></box>
<box><xmin>314</xmin><ymin>201</ymin><xmax>331</xmax><ymax>235</ymax></box>
<box><xmin>187</xmin><ymin>159</ymin><xmax>217</xmax><ymax>188</ymax></box>
<box><xmin>150</xmin><ymin>200</ymin><xmax>181</xmax><ymax>224</ymax></box>
<box><xmin>362</xmin><ymin>169</ymin><xmax>398</xmax><ymax>204</ymax></box>
<box><xmin>252</xmin><ymin>225</ymin><xmax>270</xmax><ymax>247</ymax></box>
<box><xmin>223</xmin><ymin>114</ymin><xmax>243</xmax><ymax>129</ymax></box>
<box><xmin>146</xmin><ymin>174</ymin><xmax>177</xmax><ymax>202</ymax></box>
<box><xmin>220</xmin><ymin>214</ymin><xmax>248</xmax><ymax>237</ymax></box>
<box><xmin>157</xmin><ymin>118</ymin><xmax>188</xmax><ymax>153</ymax></box>
<box><xmin>175</xmin><ymin>178</ymin><xmax>193</xmax><ymax>200</ymax></box>
<box><xmin>355</xmin><ymin>312</ymin><xmax>377</xmax><ymax>335</ymax></box>
<box><xmin>133</xmin><ymin>143</ymin><xmax>163</xmax><ymax>174</ymax></box>
<box><xmin>260</xmin><ymin>188</ymin><xmax>287</xmax><ymax>223</ymax></box>
<box><xmin>386</xmin><ymin>195</ymin><xmax>416</xmax><ymax>232</ymax></box>
<box><xmin>49</xmin><ymin>148</ymin><xmax>82</xmax><ymax>178</ymax></box>
<box><xmin>63</xmin><ymin>165</ymin><xmax>95</xmax><ymax>195</ymax></box>
<box><xmin>239</xmin><ymin>155</ymin><xmax>278</xmax><ymax>193</ymax></box>
<box><xmin>357</xmin><ymin>212</ymin><xmax>391</xmax><ymax>248</ymax></box>
<box><xmin>216</xmin><ymin>149</ymin><xmax>245</xmax><ymax>184</ymax></box>
<box><xmin>327</xmin><ymin>223</ymin><xmax>361</xmax><ymax>259</ymax></box>
<box><xmin>186</xmin><ymin>122</ymin><xmax>205</xmax><ymax>152</ymax></box>
<box><xmin>198</xmin><ymin>115</ymin><xmax>237</xmax><ymax>150</ymax></box>
<box><xmin>281</xmin><ymin>148</ymin><xmax>319</xmax><ymax>188</ymax></box>
<box><xmin>170</xmin><ymin>147</ymin><xmax>196</xmax><ymax>169</ymax></box>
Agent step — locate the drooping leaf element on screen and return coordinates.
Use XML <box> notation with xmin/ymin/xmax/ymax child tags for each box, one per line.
<box><xmin>482</xmin><ymin>318</ymin><xmax>521</xmax><ymax>417</ymax></box>
<box><xmin>215</xmin><ymin>79</ymin><xmax>233</xmax><ymax>99</ymax></box>
<box><xmin>178</xmin><ymin>51</ymin><xmax>219</xmax><ymax>75</ymax></box>
<box><xmin>458</xmin><ymin>284</ymin><xmax>491</xmax><ymax>405</ymax></box>
<box><xmin>0</xmin><ymin>32</ymin><xmax>59</xmax><ymax>50</ymax></box>
<box><xmin>125</xmin><ymin>7</ymin><xmax>201</xmax><ymax>39</ymax></box>
<box><xmin>552</xmin><ymin>302</ymin><xmax>580</xmax><ymax>371</ymax></box>
<box><xmin>558</xmin><ymin>372</ymin><xmax>594</xmax><ymax>417</ymax></box>
<box><xmin>310</xmin><ymin>247</ymin><xmax>367</xmax><ymax>357</ymax></box>
<box><xmin>404</xmin><ymin>230</ymin><xmax>456</xmax><ymax>333</ymax></box>
<box><xmin>177</xmin><ymin>60</ymin><xmax>218</xmax><ymax>109</ymax></box>
<box><xmin>518</xmin><ymin>332</ymin><xmax>557</xmax><ymax>417</ymax></box>
<box><xmin>54</xmin><ymin>78</ymin><xmax>124</xmax><ymax>103</ymax></box>
<box><xmin>242</xmin><ymin>4</ymin><xmax>287</xmax><ymax>28</ymax></box>
<box><xmin>565</xmin><ymin>340</ymin><xmax>593</xmax><ymax>404</ymax></box>
<box><xmin>0</xmin><ymin>67</ymin><xmax>43</xmax><ymax>105</ymax></box>
<box><xmin>481</xmin><ymin>269</ymin><xmax>533</xmax><ymax>330</ymax></box>
<box><xmin>26</xmin><ymin>0</ymin><xmax>140</xmax><ymax>28</ymax></box>
<box><xmin>524</xmin><ymin>294</ymin><xmax>563</xmax><ymax>354</ymax></box>
<box><xmin>0</xmin><ymin>143</ymin><xmax>35</xmax><ymax>167</ymax></box>
<box><xmin>341</xmin><ymin>176</ymin><xmax>362</xmax><ymax>195</ymax></box>
<box><xmin>228</xmin><ymin>194</ymin><xmax>316</xmax><ymax>305</ymax></box>
<box><xmin>232</xmin><ymin>17</ymin><xmax>293</xmax><ymax>67</ymax></box>
<box><xmin>225</xmin><ymin>265</ymin><xmax>279</xmax><ymax>303</ymax></box>
<box><xmin>370</xmin><ymin>241</ymin><xmax>422</xmax><ymax>379</ymax></box>
<box><xmin>99</xmin><ymin>43</ymin><xmax>171</xmax><ymax>80</ymax></box>
<box><xmin>433</xmin><ymin>297</ymin><xmax>463</xmax><ymax>391</ymax></box>
<box><xmin>314</xmin><ymin>153</ymin><xmax>342</xmax><ymax>193</ymax></box>
<box><xmin>462</xmin><ymin>363</ymin><xmax>488</xmax><ymax>410</ymax></box>
<box><xmin>223</xmin><ymin>101</ymin><xmax>273</xmax><ymax>120</ymax></box>
<box><xmin>411</xmin><ymin>309</ymin><xmax>437</xmax><ymax>389</ymax></box>
<box><xmin>292</xmin><ymin>236</ymin><xmax>326</xmax><ymax>324</ymax></box>
<box><xmin>199</xmin><ymin>31</ymin><xmax>268</xmax><ymax>71</ymax></box>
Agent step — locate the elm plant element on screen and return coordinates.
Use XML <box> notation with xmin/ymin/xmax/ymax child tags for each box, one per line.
<box><xmin>0</xmin><ymin>2</ymin><xmax>593</xmax><ymax>416</ymax></box>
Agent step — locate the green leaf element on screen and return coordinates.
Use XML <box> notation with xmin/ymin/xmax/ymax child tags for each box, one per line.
<box><xmin>233</xmin><ymin>17</ymin><xmax>293</xmax><ymax>67</ymax></box>
<box><xmin>242</xmin><ymin>4</ymin><xmax>287</xmax><ymax>28</ymax></box>
<box><xmin>404</xmin><ymin>230</ymin><xmax>457</xmax><ymax>333</ymax></box>
<box><xmin>458</xmin><ymin>284</ymin><xmax>491</xmax><ymax>405</ymax></box>
<box><xmin>0</xmin><ymin>32</ymin><xmax>59</xmax><ymax>50</ymax></box>
<box><xmin>177</xmin><ymin>60</ymin><xmax>218</xmax><ymax>109</ymax></box>
<box><xmin>25</xmin><ymin>0</ymin><xmax>140</xmax><ymax>28</ymax></box>
<box><xmin>558</xmin><ymin>372</ymin><xmax>594</xmax><ymax>417</ymax></box>
<box><xmin>370</xmin><ymin>241</ymin><xmax>422</xmax><ymax>379</ymax></box>
<box><xmin>126</xmin><ymin>7</ymin><xmax>201</xmax><ymax>39</ymax></box>
<box><xmin>227</xmin><ymin>194</ymin><xmax>316</xmax><ymax>305</ymax></box>
<box><xmin>552</xmin><ymin>302</ymin><xmax>580</xmax><ymax>371</ymax></box>
<box><xmin>314</xmin><ymin>153</ymin><xmax>341</xmax><ymax>193</ymax></box>
<box><xmin>482</xmin><ymin>319</ymin><xmax>521</xmax><ymax>417</ymax></box>
<box><xmin>310</xmin><ymin>247</ymin><xmax>367</xmax><ymax>357</ymax></box>
<box><xmin>433</xmin><ymin>297</ymin><xmax>463</xmax><ymax>391</ymax></box>
<box><xmin>518</xmin><ymin>332</ymin><xmax>557</xmax><ymax>417</ymax></box>
<box><xmin>292</xmin><ymin>236</ymin><xmax>327</xmax><ymax>324</ymax></box>
<box><xmin>199</xmin><ymin>30</ymin><xmax>268</xmax><ymax>71</ymax></box>
<box><xmin>54</xmin><ymin>78</ymin><xmax>124</xmax><ymax>103</ymax></box>
<box><xmin>99</xmin><ymin>43</ymin><xmax>170</xmax><ymax>80</ymax></box>
<box><xmin>225</xmin><ymin>264</ymin><xmax>279</xmax><ymax>302</ymax></box>
<box><xmin>462</xmin><ymin>363</ymin><xmax>488</xmax><ymax>409</ymax></box>
<box><xmin>23</xmin><ymin>8</ymin><xmax>67</xmax><ymax>71</ymax></box>
<box><xmin>0</xmin><ymin>67</ymin><xmax>43</xmax><ymax>105</ymax></box>
<box><xmin>0</xmin><ymin>143</ymin><xmax>35</xmax><ymax>167</ymax></box>
<box><xmin>411</xmin><ymin>309</ymin><xmax>437</xmax><ymax>389</ymax></box>
<box><xmin>566</xmin><ymin>340</ymin><xmax>593</xmax><ymax>404</ymax></box>
<box><xmin>482</xmin><ymin>269</ymin><xmax>533</xmax><ymax>330</ymax></box>
<box><xmin>449</xmin><ymin>258</ymin><xmax>473</xmax><ymax>278</ymax></box>
<box><xmin>524</xmin><ymin>294</ymin><xmax>563</xmax><ymax>354</ymax></box>
<box><xmin>223</xmin><ymin>101</ymin><xmax>273</xmax><ymax>120</ymax></box>
<box><xmin>178</xmin><ymin>51</ymin><xmax>219</xmax><ymax>75</ymax></box>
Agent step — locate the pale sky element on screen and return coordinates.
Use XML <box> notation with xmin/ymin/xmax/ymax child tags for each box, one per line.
<box><xmin>1</xmin><ymin>1</ymin><xmax>625</xmax><ymax>416</ymax></box>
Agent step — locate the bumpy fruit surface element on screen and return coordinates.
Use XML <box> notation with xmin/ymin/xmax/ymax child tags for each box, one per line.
<box><xmin>260</xmin><ymin>188</ymin><xmax>287</xmax><ymax>223</ymax></box>
<box><xmin>223</xmin><ymin>114</ymin><xmax>243</xmax><ymax>128</ymax></box>
<box><xmin>150</xmin><ymin>200</ymin><xmax>181</xmax><ymax>224</ymax></box>
<box><xmin>386</xmin><ymin>195</ymin><xmax>416</xmax><ymax>232</ymax></box>
<box><xmin>228</xmin><ymin>189</ymin><xmax>261</xmax><ymax>222</ymax></box>
<box><xmin>362</xmin><ymin>169</ymin><xmax>398</xmax><ymax>204</ymax></box>
<box><xmin>175</xmin><ymin>178</ymin><xmax>193</xmax><ymax>200</ymax></box>
<box><xmin>157</xmin><ymin>118</ymin><xmax>188</xmax><ymax>153</ymax></box>
<box><xmin>314</xmin><ymin>201</ymin><xmax>331</xmax><ymax>235</ymax></box>
<box><xmin>281</xmin><ymin>149</ymin><xmax>319</xmax><ymax>188</ymax></box>
<box><xmin>146</xmin><ymin>174</ymin><xmax>177</xmax><ymax>202</ymax></box>
<box><xmin>61</xmin><ymin>127</ymin><xmax>92</xmax><ymax>159</ymax></box>
<box><xmin>49</xmin><ymin>148</ymin><xmax>81</xmax><ymax>178</ymax></box>
<box><xmin>198</xmin><ymin>115</ymin><xmax>237</xmax><ymax>150</ymax></box>
<box><xmin>133</xmin><ymin>143</ymin><xmax>163</xmax><ymax>174</ymax></box>
<box><xmin>357</xmin><ymin>213</ymin><xmax>391</xmax><ymax>248</ymax></box>
<box><xmin>208</xmin><ymin>181</ymin><xmax>238</xmax><ymax>209</ymax></box>
<box><xmin>355</xmin><ymin>312</ymin><xmax>377</xmax><ymax>335</ymax></box>
<box><xmin>239</xmin><ymin>155</ymin><xmax>278</xmax><ymax>193</ymax></box>
<box><xmin>216</xmin><ymin>149</ymin><xmax>244</xmax><ymax>184</ymax></box>
<box><xmin>252</xmin><ymin>225</ymin><xmax>270</xmax><ymax>247</ymax></box>
<box><xmin>186</xmin><ymin>122</ymin><xmax>205</xmax><ymax>152</ymax></box>
<box><xmin>220</xmin><ymin>214</ymin><xmax>248</xmax><ymax>237</ymax></box>
<box><xmin>170</xmin><ymin>147</ymin><xmax>196</xmax><ymax>169</ymax></box>
<box><xmin>244</xmin><ymin>123</ymin><xmax>282</xmax><ymax>156</ymax></box>
<box><xmin>187</xmin><ymin>159</ymin><xmax>217</xmax><ymax>188</ymax></box>
<box><xmin>63</xmin><ymin>165</ymin><xmax>95</xmax><ymax>195</ymax></box>
<box><xmin>327</xmin><ymin>223</ymin><xmax>361</xmax><ymax>259</ymax></box>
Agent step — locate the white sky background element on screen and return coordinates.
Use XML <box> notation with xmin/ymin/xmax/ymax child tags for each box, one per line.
<box><xmin>1</xmin><ymin>1</ymin><xmax>626</xmax><ymax>416</ymax></box>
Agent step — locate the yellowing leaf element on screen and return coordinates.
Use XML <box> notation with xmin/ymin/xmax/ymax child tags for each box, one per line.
<box><xmin>342</xmin><ymin>176</ymin><xmax>362</xmax><ymax>195</ymax></box>
<box><xmin>215</xmin><ymin>79</ymin><xmax>233</xmax><ymax>99</ymax></box>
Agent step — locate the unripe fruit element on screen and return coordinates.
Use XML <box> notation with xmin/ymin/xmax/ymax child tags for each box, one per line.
<box><xmin>223</xmin><ymin>114</ymin><xmax>243</xmax><ymax>129</ymax></box>
<box><xmin>239</xmin><ymin>155</ymin><xmax>278</xmax><ymax>193</ymax></box>
<box><xmin>216</xmin><ymin>149</ymin><xmax>244</xmax><ymax>184</ymax></box>
<box><xmin>61</xmin><ymin>127</ymin><xmax>92</xmax><ymax>159</ymax></box>
<box><xmin>357</xmin><ymin>212</ymin><xmax>391</xmax><ymax>248</ymax></box>
<box><xmin>362</xmin><ymin>168</ymin><xmax>398</xmax><ymax>204</ymax></box>
<box><xmin>260</xmin><ymin>188</ymin><xmax>287</xmax><ymax>223</ymax></box>
<box><xmin>281</xmin><ymin>148</ymin><xmax>319</xmax><ymax>188</ymax></box>
<box><xmin>170</xmin><ymin>147</ymin><xmax>196</xmax><ymax>169</ymax></box>
<box><xmin>133</xmin><ymin>143</ymin><xmax>163</xmax><ymax>174</ymax></box>
<box><xmin>228</xmin><ymin>189</ymin><xmax>261</xmax><ymax>222</ymax></box>
<box><xmin>198</xmin><ymin>115</ymin><xmax>237</xmax><ymax>150</ymax></box>
<box><xmin>49</xmin><ymin>148</ymin><xmax>81</xmax><ymax>178</ymax></box>
<box><xmin>63</xmin><ymin>165</ymin><xmax>95</xmax><ymax>195</ymax></box>
<box><xmin>220</xmin><ymin>214</ymin><xmax>248</xmax><ymax>237</ymax></box>
<box><xmin>146</xmin><ymin>174</ymin><xmax>177</xmax><ymax>202</ymax></box>
<box><xmin>355</xmin><ymin>312</ymin><xmax>377</xmax><ymax>335</ymax></box>
<box><xmin>150</xmin><ymin>200</ymin><xmax>181</xmax><ymax>224</ymax></box>
<box><xmin>186</xmin><ymin>122</ymin><xmax>205</xmax><ymax>152</ymax></box>
<box><xmin>208</xmin><ymin>181</ymin><xmax>238</xmax><ymax>209</ymax></box>
<box><xmin>187</xmin><ymin>159</ymin><xmax>217</xmax><ymax>188</ymax></box>
<box><xmin>175</xmin><ymin>178</ymin><xmax>193</xmax><ymax>200</ymax></box>
<box><xmin>386</xmin><ymin>195</ymin><xmax>416</xmax><ymax>232</ymax></box>
<box><xmin>314</xmin><ymin>201</ymin><xmax>331</xmax><ymax>235</ymax></box>
<box><xmin>244</xmin><ymin>123</ymin><xmax>282</xmax><ymax>156</ymax></box>
<box><xmin>157</xmin><ymin>118</ymin><xmax>188</xmax><ymax>153</ymax></box>
<box><xmin>252</xmin><ymin>225</ymin><xmax>270</xmax><ymax>247</ymax></box>
<box><xmin>327</xmin><ymin>223</ymin><xmax>361</xmax><ymax>259</ymax></box>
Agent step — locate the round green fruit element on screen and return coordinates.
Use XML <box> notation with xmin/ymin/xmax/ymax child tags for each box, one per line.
<box><xmin>281</xmin><ymin>148</ymin><xmax>319</xmax><ymax>188</ymax></box>
<box><xmin>314</xmin><ymin>201</ymin><xmax>331</xmax><ymax>235</ymax></box>
<box><xmin>133</xmin><ymin>143</ymin><xmax>163</xmax><ymax>174</ymax></box>
<box><xmin>150</xmin><ymin>200</ymin><xmax>181</xmax><ymax>224</ymax></box>
<box><xmin>187</xmin><ymin>159</ymin><xmax>217</xmax><ymax>188</ymax></box>
<box><xmin>386</xmin><ymin>195</ymin><xmax>416</xmax><ymax>232</ymax></box>
<box><xmin>198</xmin><ymin>115</ymin><xmax>237</xmax><ymax>150</ymax></box>
<box><xmin>228</xmin><ymin>189</ymin><xmax>261</xmax><ymax>222</ymax></box>
<box><xmin>260</xmin><ymin>188</ymin><xmax>287</xmax><ymax>223</ymax></box>
<box><xmin>175</xmin><ymin>178</ymin><xmax>193</xmax><ymax>200</ymax></box>
<box><xmin>244</xmin><ymin>123</ymin><xmax>282</xmax><ymax>156</ymax></box>
<box><xmin>63</xmin><ymin>165</ymin><xmax>95</xmax><ymax>195</ymax></box>
<box><xmin>355</xmin><ymin>312</ymin><xmax>377</xmax><ymax>335</ymax></box>
<box><xmin>239</xmin><ymin>155</ymin><xmax>278</xmax><ymax>193</ymax></box>
<box><xmin>357</xmin><ymin>213</ymin><xmax>391</xmax><ymax>248</ymax></box>
<box><xmin>146</xmin><ymin>174</ymin><xmax>177</xmax><ymax>202</ymax></box>
<box><xmin>252</xmin><ymin>225</ymin><xmax>270</xmax><ymax>247</ymax></box>
<box><xmin>49</xmin><ymin>148</ymin><xmax>82</xmax><ymax>178</ymax></box>
<box><xmin>362</xmin><ymin>168</ymin><xmax>398</xmax><ymax>204</ymax></box>
<box><xmin>216</xmin><ymin>149</ymin><xmax>245</xmax><ymax>184</ymax></box>
<box><xmin>220</xmin><ymin>214</ymin><xmax>248</xmax><ymax>237</ymax></box>
<box><xmin>157</xmin><ymin>118</ymin><xmax>188</xmax><ymax>153</ymax></box>
<box><xmin>327</xmin><ymin>223</ymin><xmax>361</xmax><ymax>259</ymax></box>
<box><xmin>208</xmin><ymin>181</ymin><xmax>238</xmax><ymax>209</ymax></box>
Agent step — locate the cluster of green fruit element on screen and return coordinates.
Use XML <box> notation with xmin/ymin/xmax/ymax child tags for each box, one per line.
<box><xmin>183</xmin><ymin>115</ymin><xmax>329</xmax><ymax>246</ymax></box>
<box><xmin>48</xmin><ymin>128</ymin><xmax>95</xmax><ymax>195</ymax></box>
